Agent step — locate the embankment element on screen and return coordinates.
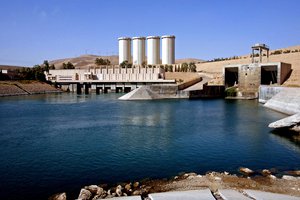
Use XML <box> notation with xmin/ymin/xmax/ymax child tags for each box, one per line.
<box><xmin>0</xmin><ymin>81</ymin><xmax>60</xmax><ymax>97</ymax></box>
<box><xmin>49</xmin><ymin>169</ymin><xmax>300</xmax><ymax>200</ymax></box>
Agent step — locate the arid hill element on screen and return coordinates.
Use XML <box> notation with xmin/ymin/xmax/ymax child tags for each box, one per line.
<box><xmin>0</xmin><ymin>65</ymin><xmax>26</xmax><ymax>70</ymax></box>
<box><xmin>175</xmin><ymin>58</ymin><xmax>205</xmax><ymax>64</ymax></box>
<box><xmin>49</xmin><ymin>55</ymin><xmax>119</xmax><ymax>69</ymax></box>
<box><xmin>49</xmin><ymin>55</ymin><xmax>205</xmax><ymax>69</ymax></box>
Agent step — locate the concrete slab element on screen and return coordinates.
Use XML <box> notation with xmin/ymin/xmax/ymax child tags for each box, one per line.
<box><xmin>109</xmin><ymin>196</ymin><xmax>141</xmax><ymax>200</ymax></box>
<box><xmin>245</xmin><ymin>189</ymin><xmax>300</xmax><ymax>200</ymax></box>
<box><xmin>219</xmin><ymin>189</ymin><xmax>251</xmax><ymax>200</ymax></box>
<box><xmin>183</xmin><ymin>77</ymin><xmax>211</xmax><ymax>91</ymax></box>
<box><xmin>148</xmin><ymin>189</ymin><xmax>215</xmax><ymax>200</ymax></box>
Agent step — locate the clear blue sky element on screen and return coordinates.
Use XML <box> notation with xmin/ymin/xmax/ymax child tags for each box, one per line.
<box><xmin>1</xmin><ymin>0</ymin><xmax>300</xmax><ymax>66</ymax></box>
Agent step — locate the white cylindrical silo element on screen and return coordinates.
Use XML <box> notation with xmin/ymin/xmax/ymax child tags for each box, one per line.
<box><xmin>132</xmin><ymin>37</ymin><xmax>146</xmax><ymax>65</ymax></box>
<box><xmin>147</xmin><ymin>36</ymin><xmax>160</xmax><ymax>65</ymax></box>
<box><xmin>162</xmin><ymin>35</ymin><xmax>175</xmax><ymax>65</ymax></box>
<box><xmin>118</xmin><ymin>37</ymin><xmax>131</xmax><ymax>64</ymax></box>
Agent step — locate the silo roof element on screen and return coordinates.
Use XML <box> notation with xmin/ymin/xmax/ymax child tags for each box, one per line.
<box><xmin>118</xmin><ymin>37</ymin><xmax>131</xmax><ymax>40</ymax></box>
<box><xmin>161</xmin><ymin>35</ymin><xmax>175</xmax><ymax>39</ymax></box>
<box><xmin>132</xmin><ymin>36</ymin><xmax>146</xmax><ymax>40</ymax></box>
<box><xmin>146</xmin><ymin>36</ymin><xmax>160</xmax><ymax>39</ymax></box>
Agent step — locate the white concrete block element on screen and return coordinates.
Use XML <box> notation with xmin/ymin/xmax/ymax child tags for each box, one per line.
<box><xmin>149</xmin><ymin>189</ymin><xmax>215</xmax><ymax>200</ymax></box>
<box><xmin>219</xmin><ymin>189</ymin><xmax>251</xmax><ymax>200</ymax></box>
<box><xmin>245</xmin><ymin>189</ymin><xmax>300</xmax><ymax>200</ymax></box>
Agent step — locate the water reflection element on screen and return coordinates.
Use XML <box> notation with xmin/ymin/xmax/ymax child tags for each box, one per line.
<box><xmin>270</xmin><ymin>129</ymin><xmax>300</xmax><ymax>152</ymax></box>
<box><xmin>1</xmin><ymin>93</ymin><xmax>300</xmax><ymax>200</ymax></box>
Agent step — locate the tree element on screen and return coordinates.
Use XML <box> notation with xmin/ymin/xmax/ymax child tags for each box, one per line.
<box><xmin>43</xmin><ymin>60</ymin><xmax>50</xmax><ymax>72</ymax></box>
<box><xmin>95</xmin><ymin>58</ymin><xmax>111</xmax><ymax>66</ymax></box>
<box><xmin>62</xmin><ymin>62</ymin><xmax>75</xmax><ymax>69</ymax></box>
<box><xmin>181</xmin><ymin>63</ymin><xmax>188</xmax><ymax>72</ymax></box>
<box><xmin>120</xmin><ymin>60</ymin><xmax>132</xmax><ymax>68</ymax></box>
<box><xmin>49</xmin><ymin>64</ymin><xmax>55</xmax><ymax>70</ymax></box>
<box><xmin>188</xmin><ymin>62</ymin><xmax>197</xmax><ymax>72</ymax></box>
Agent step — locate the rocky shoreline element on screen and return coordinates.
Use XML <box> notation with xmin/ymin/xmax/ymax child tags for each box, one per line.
<box><xmin>0</xmin><ymin>81</ymin><xmax>61</xmax><ymax>97</ymax></box>
<box><xmin>49</xmin><ymin>168</ymin><xmax>300</xmax><ymax>200</ymax></box>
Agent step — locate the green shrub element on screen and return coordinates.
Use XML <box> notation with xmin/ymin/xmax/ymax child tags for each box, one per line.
<box><xmin>225</xmin><ymin>87</ymin><xmax>237</xmax><ymax>97</ymax></box>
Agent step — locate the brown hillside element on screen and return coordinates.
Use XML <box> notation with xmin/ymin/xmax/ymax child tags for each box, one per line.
<box><xmin>175</xmin><ymin>58</ymin><xmax>205</xmax><ymax>64</ymax></box>
<box><xmin>0</xmin><ymin>65</ymin><xmax>26</xmax><ymax>70</ymax></box>
<box><xmin>50</xmin><ymin>55</ymin><xmax>119</xmax><ymax>69</ymax></box>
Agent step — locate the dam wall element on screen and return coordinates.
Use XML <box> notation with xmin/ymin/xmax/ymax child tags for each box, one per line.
<box><xmin>263</xmin><ymin>87</ymin><xmax>300</xmax><ymax>115</ymax></box>
<box><xmin>259</xmin><ymin>85</ymin><xmax>285</xmax><ymax>103</ymax></box>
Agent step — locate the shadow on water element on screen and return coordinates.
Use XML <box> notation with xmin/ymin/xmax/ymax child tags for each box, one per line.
<box><xmin>270</xmin><ymin>128</ymin><xmax>300</xmax><ymax>148</ymax></box>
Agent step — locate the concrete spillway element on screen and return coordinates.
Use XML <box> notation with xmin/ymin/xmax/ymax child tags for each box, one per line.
<box><xmin>118</xmin><ymin>86</ymin><xmax>159</xmax><ymax>100</ymax></box>
<box><xmin>264</xmin><ymin>87</ymin><xmax>300</xmax><ymax>115</ymax></box>
<box><xmin>118</xmin><ymin>85</ymin><xmax>188</xmax><ymax>100</ymax></box>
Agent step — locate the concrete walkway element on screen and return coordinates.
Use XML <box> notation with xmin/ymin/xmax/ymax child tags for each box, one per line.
<box><xmin>108</xmin><ymin>189</ymin><xmax>300</xmax><ymax>200</ymax></box>
<box><xmin>183</xmin><ymin>77</ymin><xmax>211</xmax><ymax>91</ymax></box>
<box><xmin>149</xmin><ymin>189</ymin><xmax>215</xmax><ymax>200</ymax></box>
<box><xmin>245</xmin><ymin>189</ymin><xmax>300</xmax><ymax>200</ymax></box>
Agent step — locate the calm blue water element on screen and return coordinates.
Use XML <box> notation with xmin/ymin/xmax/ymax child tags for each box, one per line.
<box><xmin>0</xmin><ymin>93</ymin><xmax>299</xmax><ymax>200</ymax></box>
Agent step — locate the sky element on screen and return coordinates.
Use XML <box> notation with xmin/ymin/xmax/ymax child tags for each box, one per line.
<box><xmin>0</xmin><ymin>0</ymin><xmax>300</xmax><ymax>66</ymax></box>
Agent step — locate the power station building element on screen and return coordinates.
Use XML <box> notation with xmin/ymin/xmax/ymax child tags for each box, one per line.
<box><xmin>118</xmin><ymin>35</ymin><xmax>175</xmax><ymax>65</ymax></box>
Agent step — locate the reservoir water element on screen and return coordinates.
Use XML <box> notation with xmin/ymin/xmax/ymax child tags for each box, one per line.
<box><xmin>0</xmin><ymin>93</ymin><xmax>299</xmax><ymax>200</ymax></box>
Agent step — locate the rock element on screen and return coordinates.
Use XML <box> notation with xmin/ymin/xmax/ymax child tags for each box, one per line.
<box><xmin>92</xmin><ymin>190</ymin><xmax>107</xmax><ymax>199</ymax></box>
<box><xmin>214</xmin><ymin>177</ymin><xmax>221</xmax><ymax>181</ymax></box>
<box><xmin>224</xmin><ymin>171</ymin><xmax>229</xmax><ymax>175</ymax></box>
<box><xmin>269</xmin><ymin>113</ymin><xmax>300</xmax><ymax>129</ymax></box>
<box><xmin>268</xmin><ymin>175</ymin><xmax>277</xmax><ymax>179</ymax></box>
<box><xmin>123</xmin><ymin>193</ymin><xmax>127</xmax><ymax>196</ymax></box>
<box><xmin>124</xmin><ymin>183</ymin><xmax>131</xmax><ymax>191</ymax></box>
<box><xmin>116</xmin><ymin>185</ymin><xmax>122</xmax><ymax>197</ymax></box>
<box><xmin>286</xmin><ymin>170</ymin><xmax>300</xmax><ymax>176</ymax></box>
<box><xmin>291</xmin><ymin>125</ymin><xmax>300</xmax><ymax>132</ymax></box>
<box><xmin>196</xmin><ymin>175</ymin><xmax>203</xmax><ymax>178</ymax></box>
<box><xmin>261</xmin><ymin>169</ymin><xmax>272</xmax><ymax>176</ymax></box>
<box><xmin>184</xmin><ymin>172</ymin><xmax>197</xmax><ymax>179</ymax></box>
<box><xmin>48</xmin><ymin>192</ymin><xmax>67</xmax><ymax>200</ymax></box>
<box><xmin>78</xmin><ymin>188</ymin><xmax>92</xmax><ymax>200</ymax></box>
<box><xmin>174</xmin><ymin>176</ymin><xmax>178</xmax><ymax>179</ymax></box>
<box><xmin>239</xmin><ymin>167</ymin><xmax>254</xmax><ymax>175</ymax></box>
<box><xmin>132</xmin><ymin>190</ymin><xmax>142</xmax><ymax>195</ymax></box>
<box><xmin>96</xmin><ymin>187</ymin><xmax>104</xmax><ymax>196</ymax></box>
<box><xmin>85</xmin><ymin>185</ymin><xmax>102</xmax><ymax>195</ymax></box>
<box><xmin>282</xmin><ymin>175</ymin><xmax>298</xmax><ymax>181</ymax></box>
<box><xmin>133</xmin><ymin>182</ymin><xmax>139</xmax><ymax>188</ymax></box>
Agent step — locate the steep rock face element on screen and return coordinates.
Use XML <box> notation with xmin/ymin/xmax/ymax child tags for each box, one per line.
<box><xmin>269</xmin><ymin>113</ymin><xmax>300</xmax><ymax>129</ymax></box>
